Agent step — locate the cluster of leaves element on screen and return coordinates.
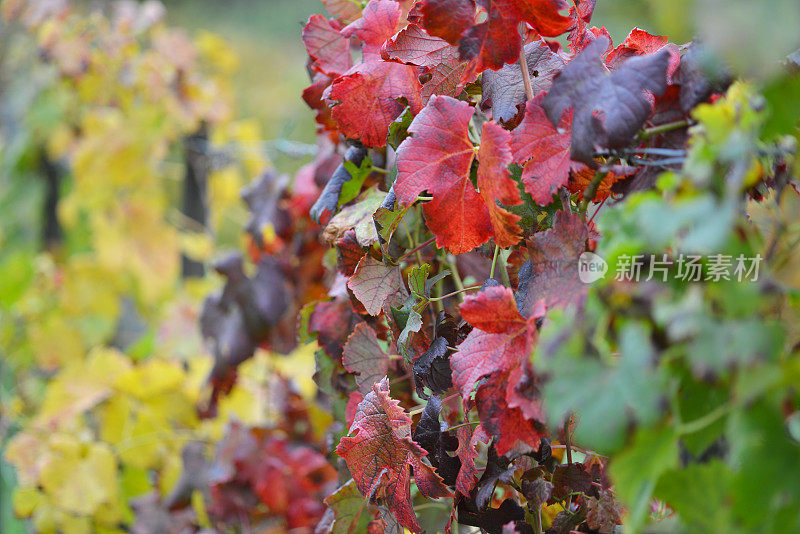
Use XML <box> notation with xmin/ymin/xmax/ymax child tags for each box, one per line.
<box><xmin>0</xmin><ymin>0</ymin><xmax>337</xmax><ymax>532</ymax></box>
<box><xmin>291</xmin><ymin>0</ymin><xmax>800</xmax><ymax>532</ymax></box>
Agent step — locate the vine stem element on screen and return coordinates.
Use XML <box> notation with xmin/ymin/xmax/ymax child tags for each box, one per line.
<box><xmin>564</xmin><ymin>415</ymin><xmax>574</xmax><ymax>511</ymax></box>
<box><xmin>586</xmin><ymin>196</ymin><xmax>608</xmax><ymax>226</ymax></box>
<box><xmin>637</xmin><ymin>119</ymin><xmax>689</xmax><ymax>141</ymax></box>
<box><xmin>564</xmin><ymin>416</ymin><xmax>573</xmax><ymax>465</ymax></box>
<box><xmin>676</xmin><ymin>402</ymin><xmax>733</xmax><ymax>435</ymax></box>
<box><xmin>429</xmin><ymin>285</ymin><xmax>482</xmax><ymax>302</ymax></box>
<box><xmin>490</xmin><ymin>244</ymin><xmax>500</xmax><ymax>279</ymax></box>
<box><xmin>447</xmin><ymin>420</ymin><xmax>480</xmax><ymax>432</ymax></box>
<box><xmin>447</xmin><ymin>255</ymin><xmax>466</xmax><ymax>292</ymax></box>
<box><xmin>498</xmin><ymin>249</ymin><xmax>511</xmax><ymax>287</ymax></box>
<box><xmin>558</xmin><ymin>187</ymin><xmax>572</xmax><ymax>212</ymax></box>
<box><xmin>518</xmin><ymin>30</ymin><xmax>535</xmax><ymax>101</ymax></box>
<box><xmin>579</xmin><ymin>170</ymin><xmax>609</xmax><ymax>216</ymax></box>
<box><xmin>401</xmin><ymin>219</ymin><xmax>424</xmax><ymax>266</ymax></box>
<box><xmin>409</xmin><ymin>393</ymin><xmax>460</xmax><ymax>415</ymax></box>
<box><xmin>398</xmin><ymin>236</ymin><xmax>436</xmax><ymax>262</ymax></box>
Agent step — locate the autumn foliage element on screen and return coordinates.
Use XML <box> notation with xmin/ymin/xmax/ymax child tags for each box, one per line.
<box><xmin>3</xmin><ymin>0</ymin><xmax>800</xmax><ymax>533</ymax></box>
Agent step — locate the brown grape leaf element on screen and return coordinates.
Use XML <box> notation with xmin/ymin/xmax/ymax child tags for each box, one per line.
<box><xmin>343</xmin><ymin>322</ymin><xmax>390</xmax><ymax>394</ymax></box>
<box><xmin>542</xmin><ymin>35</ymin><xmax>672</xmax><ymax>163</ymax></box>
<box><xmin>455</xmin><ymin>423</ymin><xmax>490</xmax><ymax>496</ymax></box>
<box><xmin>517</xmin><ymin>211</ymin><xmax>588</xmax><ymax>314</ymax></box>
<box><xmin>568</xmin><ymin>166</ymin><xmax>622</xmax><ymax>203</ymax></box>
<box><xmin>336</xmin><ymin>229</ymin><xmax>364</xmax><ymax>276</ymax></box>
<box><xmin>481</xmin><ymin>39</ymin><xmax>564</xmax><ymax>125</ymax></box>
<box><xmin>476</xmin><ymin>374</ymin><xmax>547</xmax><ymax>456</ymax></box>
<box><xmin>347</xmin><ymin>255</ymin><xmax>403</xmax><ymax>316</ymax></box>
<box><xmin>322</xmin><ymin>187</ymin><xmax>386</xmax><ymax>246</ymax></box>
<box><xmin>323</xmin><ymin>479</ymin><xmax>373</xmax><ymax>533</ymax></box>
<box><xmin>336</xmin><ymin>378</ymin><xmax>451</xmax><ymax>533</ymax></box>
<box><xmin>586</xmin><ymin>489</ymin><xmax>624</xmax><ymax>533</ymax></box>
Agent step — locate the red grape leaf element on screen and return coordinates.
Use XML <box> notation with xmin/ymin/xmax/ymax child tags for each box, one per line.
<box><xmin>457</xmin><ymin>1</ymin><xmax>523</xmax><ymax>72</ymax></box>
<box><xmin>323</xmin><ymin>0</ymin><xmax>363</xmax><ymax>24</ymax></box>
<box><xmin>341</xmin><ymin>0</ymin><xmax>401</xmax><ymax>56</ymax></box>
<box><xmin>499</xmin><ymin>0</ymin><xmax>574</xmax><ymax>38</ymax></box>
<box><xmin>310</xmin><ymin>298</ymin><xmax>355</xmax><ymax>359</ymax></box>
<box><xmin>303</xmin><ymin>15</ymin><xmax>353</xmax><ymax>77</ymax></box>
<box><xmin>542</xmin><ymin>35</ymin><xmax>671</xmax><ymax>163</ymax></box>
<box><xmin>382</xmin><ymin>23</ymin><xmax>460</xmax><ymax>67</ymax></box>
<box><xmin>417</xmin><ymin>0</ymin><xmax>476</xmax><ymax>44</ymax></box>
<box><xmin>326</xmin><ymin>60</ymin><xmax>422</xmax><ymax>147</ymax></box>
<box><xmin>511</xmin><ymin>94</ymin><xmax>576</xmax><ymax>205</ymax></box>
<box><xmin>336</xmin><ymin>229</ymin><xmax>364</xmax><ymax>276</ymax></box>
<box><xmin>336</xmin><ymin>378</ymin><xmax>451</xmax><ymax>533</ymax></box>
<box><xmin>381</xmin><ymin>23</ymin><xmax>477</xmax><ymax>104</ymax></box>
<box><xmin>346</xmin><ymin>390</ymin><xmax>364</xmax><ymax>427</ymax></box>
<box><xmin>421</xmin><ymin>58</ymin><xmax>475</xmax><ymax>104</ymax></box>
<box><xmin>394</xmin><ymin>95</ymin><xmax>493</xmax><ymax>253</ymax></box>
<box><xmin>303</xmin><ymin>73</ymin><xmax>338</xmax><ymax>134</ymax></box>
<box><xmin>419</xmin><ymin>0</ymin><xmax>572</xmax><ymax>72</ymax></box>
<box><xmin>347</xmin><ymin>255</ymin><xmax>403</xmax><ymax>316</ymax></box>
<box><xmin>475</xmin><ymin>376</ymin><xmax>546</xmax><ymax>456</ymax></box>
<box><xmin>343</xmin><ymin>322</ymin><xmax>390</xmax><ymax>393</ymax></box>
<box><xmin>568</xmin><ymin>166</ymin><xmax>621</xmax><ymax>203</ymax></box>
<box><xmin>566</xmin><ymin>0</ymin><xmax>601</xmax><ymax>53</ymax></box>
<box><xmin>606</xmin><ymin>28</ymin><xmax>680</xmax><ymax>79</ymax></box>
<box><xmin>476</xmin><ymin>121</ymin><xmax>522</xmax><ymax>247</ymax></box>
<box><xmin>517</xmin><ymin>211</ymin><xmax>588</xmax><ymax>313</ymax></box>
<box><xmin>480</xmin><ymin>39</ymin><xmax>564</xmax><ymax>125</ymax></box>
<box><xmin>455</xmin><ymin>423</ymin><xmax>490</xmax><ymax>496</ymax></box>
<box><xmin>451</xmin><ymin>285</ymin><xmax>544</xmax><ymax>401</ymax></box>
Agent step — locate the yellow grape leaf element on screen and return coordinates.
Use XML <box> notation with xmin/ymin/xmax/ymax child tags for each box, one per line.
<box><xmin>270</xmin><ymin>342</ymin><xmax>318</xmax><ymax>399</ymax></box>
<box><xmin>4</xmin><ymin>431</ymin><xmax>49</xmax><ymax>486</ymax></box>
<box><xmin>36</xmin><ymin>347</ymin><xmax>131</xmax><ymax>428</ymax></box>
<box><xmin>32</xmin><ymin>500</ymin><xmax>58</xmax><ymax>534</ymax></box>
<box><xmin>59</xmin><ymin>514</ymin><xmax>92</xmax><ymax>534</ymax></box>
<box><xmin>39</xmin><ymin>438</ymin><xmax>118</xmax><ymax>516</ymax></box>
<box><xmin>115</xmin><ymin>359</ymin><xmax>185</xmax><ymax>399</ymax></box>
<box><xmin>28</xmin><ymin>314</ymin><xmax>85</xmax><ymax>370</ymax></box>
<box><xmin>12</xmin><ymin>486</ymin><xmax>43</xmax><ymax>518</ymax></box>
<box><xmin>192</xmin><ymin>489</ymin><xmax>211</xmax><ymax>528</ymax></box>
<box><xmin>59</xmin><ymin>257</ymin><xmax>122</xmax><ymax>324</ymax></box>
<box><xmin>195</xmin><ymin>30</ymin><xmax>239</xmax><ymax>75</ymax></box>
<box><xmin>179</xmin><ymin>231</ymin><xmax>215</xmax><ymax>262</ymax></box>
<box><xmin>120</xmin><ymin>464</ymin><xmax>151</xmax><ymax>500</ymax></box>
<box><xmin>158</xmin><ymin>448</ymin><xmax>184</xmax><ymax>496</ymax></box>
